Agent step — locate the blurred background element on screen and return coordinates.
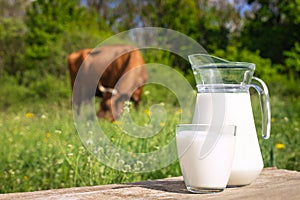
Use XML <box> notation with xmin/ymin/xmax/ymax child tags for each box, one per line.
<box><xmin>0</xmin><ymin>0</ymin><xmax>299</xmax><ymax>194</ymax></box>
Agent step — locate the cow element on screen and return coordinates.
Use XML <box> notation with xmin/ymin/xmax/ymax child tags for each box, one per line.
<box><xmin>67</xmin><ymin>45</ymin><xmax>148</xmax><ymax>121</ymax></box>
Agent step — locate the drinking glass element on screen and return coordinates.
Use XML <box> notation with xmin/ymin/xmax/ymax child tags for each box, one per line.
<box><xmin>176</xmin><ymin>124</ymin><xmax>236</xmax><ymax>193</ymax></box>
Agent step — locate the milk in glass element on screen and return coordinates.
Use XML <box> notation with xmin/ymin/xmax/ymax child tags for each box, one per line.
<box><xmin>176</xmin><ymin>126</ymin><xmax>236</xmax><ymax>192</ymax></box>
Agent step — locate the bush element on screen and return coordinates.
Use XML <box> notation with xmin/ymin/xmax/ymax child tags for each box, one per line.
<box><xmin>28</xmin><ymin>74</ymin><xmax>70</xmax><ymax>100</ymax></box>
<box><xmin>0</xmin><ymin>73</ymin><xmax>70</xmax><ymax>109</ymax></box>
<box><xmin>0</xmin><ymin>74</ymin><xmax>33</xmax><ymax>108</ymax></box>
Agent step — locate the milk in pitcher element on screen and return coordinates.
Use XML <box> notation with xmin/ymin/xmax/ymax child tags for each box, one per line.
<box><xmin>193</xmin><ymin>92</ymin><xmax>264</xmax><ymax>186</ymax></box>
<box><xmin>188</xmin><ymin>53</ymin><xmax>271</xmax><ymax>186</ymax></box>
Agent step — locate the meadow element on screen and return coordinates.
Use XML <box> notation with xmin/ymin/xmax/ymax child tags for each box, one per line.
<box><xmin>0</xmin><ymin>75</ymin><xmax>299</xmax><ymax>194</ymax></box>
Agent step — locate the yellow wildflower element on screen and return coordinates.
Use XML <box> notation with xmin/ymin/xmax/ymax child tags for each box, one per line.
<box><xmin>159</xmin><ymin>122</ymin><xmax>165</xmax><ymax>127</ymax></box>
<box><xmin>175</xmin><ymin>109</ymin><xmax>182</xmax><ymax>115</ymax></box>
<box><xmin>276</xmin><ymin>143</ymin><xmax>285</xmax><ymax>150</ymax></box>
<box><xmin>144</xmin><ymin>109</ymin><xmax>151</xmax><ymax>116</ymax></box>
<box><xmin>46</xmin><ymin>132</ymin><xmax>51</xmax><ymax>138</ymax></box>
<box><xmin>271</xmin><ymin>117</ymin><xmax>275</xmax><ymax>123</ymax></box>
<box><xmin>25</xmin><ymin>112</ymin><xmax>34</xmax><ymax>118</ymax></box>
<box><xmin>131</xmin><ymin>153</ymin><xmax>137</xmax><ymax>158</ymax></box>
<box><xmin>23</xmin><ymin>175</ymin><xmax>28</xmax><ymax>181</ymax></box>
<box><xmin>113</xmin><ymin>120</ymin><xmax>123</xmax><ymax>126</ymax></box>
<box><xmin>43</xmin><ymin>138</ymin><xmax>48</xmax><ymax>143</ymax></box>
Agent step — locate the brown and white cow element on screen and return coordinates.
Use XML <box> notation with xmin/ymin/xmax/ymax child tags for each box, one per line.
<box><xmin>67</xmin><ymin>45</ymin><xmax>148</xmax><ymax>121</ymax></box>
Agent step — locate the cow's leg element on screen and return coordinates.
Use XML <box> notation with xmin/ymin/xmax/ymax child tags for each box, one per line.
<box><xmin>97</xmin><ymin>102</ymin><xmax>107</xmax><ymax>119</ymax></box>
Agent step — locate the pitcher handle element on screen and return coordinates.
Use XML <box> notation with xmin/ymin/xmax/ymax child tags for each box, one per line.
<box><xmin>250</xmin><ymin>77</ymin><xmax>271</xmax><ymax>139</ymax></box>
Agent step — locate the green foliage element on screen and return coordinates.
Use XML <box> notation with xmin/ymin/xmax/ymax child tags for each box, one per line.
<box><xmin>0</xmin><ymin>18</ymin><xmax>26</xmax><ymax>75</ymax></box>
<box><xmin>23</xmin><ymin>0</ymin><xmax>76</xmax><ymax>77</ymax></box>
<box><xmin>213</xmin><ymin>46</ymin><xmax>276</xmax><ymax>82</ymax></box>
<box><xmin>284</xmin><ymin>42</ymin><xmax>300</xmax><ymax>80</ymax></box>
<box><xmin>1</xmin><ymin>0</ymin><xmax>299</xmax><ymax>96</ymax></box>
<box><xmin>212</xmin><ymin>45</ymin><xmax>300</xmax><ymax>96</ymax></box>
<box><xmin>196</xmin><ymin>1</ymin><xmax>237</xmax><ymax>51</ymax></box>
<box><xmin>282</xmin><ymin>0</ymin><xmax>300</xmax><ymax>24</ymax></box>
<box><xmin>0</xmin><ymin>73</ymin><xmax>70</xmax><ymax>108</ymax></box>
<box><xmin>0</xmin><ymin>73</ymin><xmax>33</xmax><ymax>108</ymax></box>
<box><xmin>21</xmin><ymin>0</ymin><xmax>111</xmax><ymax>81</ymax></box>
<box><xmin>142</xmin><ymin>0</ymin><xmax>198</xmax><ymax>33</ymax></box>
<box><xmin>28</xmin><ymin>74</ymin><xmax>70</xmax><ymax>99</ymax></box>
<box><xmin>241</xmin><ymin>0</ymin><xmax>300</xmax><ymax>64</ymax></box>
<box><xmin>61</xmin><ymin>23</ymin><xmax>112</xmax><ymax>54</ymax></box>
<box><xmin>0</xmin><ymin>0</ymin><xmax>30</xmax><ymax>18</ymax></box>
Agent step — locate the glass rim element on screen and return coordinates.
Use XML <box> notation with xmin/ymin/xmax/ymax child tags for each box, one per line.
<box><xmin>176</xmin><ymin>124</ymin><xmax>237</xmax><ymax>136</ymax></box>
<box><xmin>176</xmin><ymin>123</ymin><xmax>236</xmax><ymax>127</ymax></box>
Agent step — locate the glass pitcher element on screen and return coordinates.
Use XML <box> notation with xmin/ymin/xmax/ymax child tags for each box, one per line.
<box><xmin>188</xmin><ymin>54</ymin><xmax>271</xmax><ymax>186</ymax></box>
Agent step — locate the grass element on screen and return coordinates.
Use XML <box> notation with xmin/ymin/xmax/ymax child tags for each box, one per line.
<box><xmin>255</xmin><ymin>95</ymin><xmax>300</xmax><ymax>170</ymax></box>
<box><xmin>0</xmin><ymin>83</ymin><xmax>299</xmax><ymax>193</ymax></box>
<box><xmin>0</xmin><ymin>84</ymin><xmax>185</xmax><ymax>193</ymax></box>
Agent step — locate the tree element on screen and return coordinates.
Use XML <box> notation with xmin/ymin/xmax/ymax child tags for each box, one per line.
<box><xmin>0</xmin><ymin>0</ymin><xmax>31</xmax><ymax>18</ymax></box>
<box><xmin>85</xmin><ymin>0</ymin><xmax>114</xmax><ymax>28</ymax></box>
<box><xmin>23</xmin><ymin>0</ymin><xmax>109</xmax><ymax>81</ymax></box>
<box><xmin>240</xmin><ymin>0</ymin><xmax>300</xmax><ymax>64</ymax></box>
<box><xmin>0</xmin><ymin>0</ymin><xmax>30</xmax><ymax>76</ymax></box>
<box><xmin>284</xmin><ymin>42</ymin><xmax>300</xmax><ymax>81</ymax></box>
<box><xmin>0</xmin><ymin>18</ymin><xmax>26</xmax><ymax>75</ymax></box>
<box><xmin>196</xmin><ymin>0</ymin><xmax>234</xmax><ymax>51</ymax></box>
<box><xmin>81</xmin><ymin>0</ymin><xmax>244</xmax><ymax>54</ymax></box>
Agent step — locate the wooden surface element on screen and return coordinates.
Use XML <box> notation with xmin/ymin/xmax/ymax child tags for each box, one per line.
<box><xmin>0</xmin><ymin>168</ymin><xmax>299</xmax><ymax>200</ymax></box>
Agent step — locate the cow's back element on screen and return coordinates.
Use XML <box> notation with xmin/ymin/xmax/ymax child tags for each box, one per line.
<box><xmin>67</xmin><ymin>49</ymin><xmax>91</xmax><ymax>89</ymax></box>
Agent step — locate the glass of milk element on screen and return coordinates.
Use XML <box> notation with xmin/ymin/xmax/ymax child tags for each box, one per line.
<box><xmin>176</xmin><ymin>124</ymin><xmax>236</xmax><ymax>193</ymax></box>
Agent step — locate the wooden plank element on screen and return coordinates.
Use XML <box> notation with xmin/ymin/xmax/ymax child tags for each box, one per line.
<box><xmin>0</xmin><ymin>168</ymin><xmax>299</xmax><ymax>200</ymax></box>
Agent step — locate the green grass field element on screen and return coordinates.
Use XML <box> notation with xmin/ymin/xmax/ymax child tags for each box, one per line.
<box><xmin>0</xmin><ymin>84</ymin><xmax>299</xmax><ymax>193</ymax></box>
